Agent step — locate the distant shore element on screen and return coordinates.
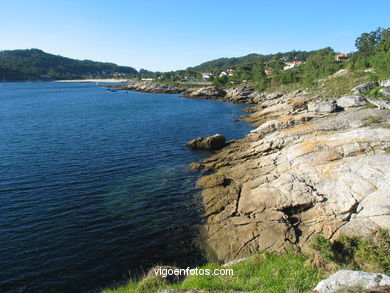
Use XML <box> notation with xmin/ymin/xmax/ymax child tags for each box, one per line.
<box><xmin>55</xmin><ymin>79</ymin><xmax>129</xmax><ymax>83</ymax></box>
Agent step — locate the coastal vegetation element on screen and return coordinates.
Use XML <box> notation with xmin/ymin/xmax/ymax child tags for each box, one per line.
<box><xmin>100</xmin><ymin>27</ymin><xmax>390</xmax><ymax>293</ymax></box>
<box><xmin>0</xmin><ymin>49</ymin><xmax>138</xmax><ymax>81</ymax></box>
<box><xmin>137</xmin><ymin>27</ymin><xmax>390</xmax><ymax>93</ymax></box>
<box><xmin>101</xmin><ymin>230</ymin><xmax>389</xmax><ymax>293</ymax></box>
<box><xmin>2</xmin><ymin>28</ymin><xmax>388</xmax><ymax>85</ymax></box>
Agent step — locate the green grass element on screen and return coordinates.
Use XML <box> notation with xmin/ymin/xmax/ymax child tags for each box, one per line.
<box><xmin>307</xmin><ymin>70</ymin><xmax>373</xmax><ymax>99</ymax></box>
<box><xmin>102</xmin><ymin>251</ymin><xmax>322</xmax><ymax>293</ymax></box>
<box><xmin>362</xmin><ymin>102</ymin><xmax>377</xmax><ymax>109</ymax></box>
<box><xmin>177</xmin><ymin>251</ymin><xmax>321</xmax><ymax>293</ymax></box>
<box><xmin>102</xmin><ymin>230</ymin><xmax>390</xmax><ymax>293</ymax></box>
<box><xmin>310</xmin><ymin>229</ymin><xmax>390</xmax><ymax>275</ymax></box>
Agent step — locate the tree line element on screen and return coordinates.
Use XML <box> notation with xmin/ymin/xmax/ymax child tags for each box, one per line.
<box><xmin>0</xmin><ymin>49</ymin><xmax>138</xmax><ymax>81</ymax></box>
<box><xmin>137</xmin><ymin>28</ymin><xmax>390</xmax><ymax>91</ymax></box>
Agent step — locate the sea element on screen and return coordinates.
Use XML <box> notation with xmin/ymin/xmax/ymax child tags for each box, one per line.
<box><xmin>0</xmin><ymin>82</ymin><xmax>252</xmax><ymax>292</ymax></box>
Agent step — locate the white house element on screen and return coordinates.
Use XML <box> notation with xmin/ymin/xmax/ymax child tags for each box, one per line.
<box><xmin>202</xmin><ymin>72</ymin><xmax>213</xmax><ymax>79</ymax></box>
<box><xmin>283</xmin><ymin>61</ymin><xmax>303</xmax><ymax>71</ymax></box>
<box><xmin>335</xmin><ymin>54</ymin><xmax>349</xmax><ymax>61</ymax></box>
<box><xmin>219</xmin><ymin>70</ymin><xmax>234</xmax><ymax>77</ymax></box>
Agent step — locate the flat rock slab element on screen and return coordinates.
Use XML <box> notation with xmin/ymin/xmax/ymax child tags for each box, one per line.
<box><xmin>308</xmin><ymin>99</ymin><xmax>336</xmax><ymax>113</ymax></box>
<box><xmin>314</xmin><ymin>270</ymin><xmax>390</xmax><ymax>293</ymax></box>
<box><xmin>380</xmin><ymin>79</ymin><xmax>390</xmax><ymax>87</ymax></box>
<box><xmin>379</xmin><ymin>87</ymin><xmax>390</xmax><ymax>97</ymax></box>
<box><xmin>352</xmin><ymin>82</ymin><xmax>377</xmax><ymax>94</ymax></box>
<box><xmin>336</xmin><ymin>95</ymin><xmax>367</xmax><ymax>108</ymax></box>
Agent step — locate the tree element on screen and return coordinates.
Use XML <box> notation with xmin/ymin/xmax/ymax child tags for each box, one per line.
<box><xmin>252</xmin><ymin>58</ymin><xmax>267</xmax><ymax>91</ymax></box>
<box><xmin>213</xmin><ymin>75</ymin><xmax>228</xmax><ymax>87</ymax></box>
<box><xmin>355</xmin><ymin>28</ymin><xmax>383</xmax><ymax>56</ymax></box>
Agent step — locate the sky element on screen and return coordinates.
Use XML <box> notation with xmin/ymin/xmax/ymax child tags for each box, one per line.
<box><xmin>0</xmin><ymin>0</ymin><xmax>389</xmax><ymax>72</ymax></box>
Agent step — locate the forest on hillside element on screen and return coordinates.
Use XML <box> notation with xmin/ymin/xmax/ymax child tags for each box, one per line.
<box><xmin>138</xmin><ymin>27</ymin><xmax>390</xmax><ymax>91</ymax></box>
<box><xmin>0</xmin><ymin>49</ymin><xmax>138</xmax><ymax>81</ymax></box>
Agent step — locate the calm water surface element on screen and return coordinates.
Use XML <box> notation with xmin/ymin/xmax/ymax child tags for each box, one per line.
<box><xmin>0</xmin><ymin>82</ymin><xmax>252</xmax><ymax>293</ymax></box>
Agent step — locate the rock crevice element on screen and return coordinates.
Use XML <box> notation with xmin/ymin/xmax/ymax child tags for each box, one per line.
<box><xmin>197</xmin><ymin>91</ymin><xmax>390</xmax><ymax>262</ymax></box>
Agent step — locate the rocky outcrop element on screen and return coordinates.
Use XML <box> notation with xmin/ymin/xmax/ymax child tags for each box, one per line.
<box><xmin>186</xmin><ymin>134</ymin><xmax>226</xmax><ymax>150</ymax></box>
<box><xmin>197</xmin><ymin>89</ymin><xmax>390</xmax><ymax>262</ymax></box>
<box><xmin>379</xmin><ymin>87</ymin><xmax>390</xmax><ymax>97</ymax></box>
<box><xmin>115</xmin><ymin>81</ymin><xmax>186</xmax><ymax>94</ymax></box>
<box><xmin>307</xmin><ymin>99</ymin><xmax>336</xmax><ymax>113</ymax></box>
<box><xmin>225</xmin><ymin>86</ymin><xmax>256</xmax><ymax>103</ymax></box>
<box><xmin>366</xmin><ymin>98</ymin><xmax>390</xmax><ymax>110</ymax></box>
<box><xmin>380</xmin><ymin>79</ymin><xmax>390</xmax><ymax>87</ymax></box>
<box><xmin>183</xmin><ymin>87</ymin><xmax>226</xmax><ymax>99</ymax></box>
<box><xmin>336</xmin><ymin>95</ymin><xmax>367</xmax><ymax>108</ymax></box>
<box><xmin>108</xmin><ymin>82</ymin><xmax>262</xmax><ymax>104</ymax></box>
<box><xmin>352</xmin><ymin>81</ymin><xmax>378</xmax><ymax>94</ymax></box>
<box><xmin>313</xmin><ymin>270</ymin><xmax>390</xmax><ymax>293</ymax></box>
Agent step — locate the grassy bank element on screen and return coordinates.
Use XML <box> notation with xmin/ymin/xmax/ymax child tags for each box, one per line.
<box><xmin>101</xmin><ymin>230</ymin><xmax>389</xmax><ymax>293</ymax></box>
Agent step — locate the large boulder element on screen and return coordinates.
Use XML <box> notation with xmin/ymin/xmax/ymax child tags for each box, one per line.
<box><xmin>307</xmin><ymin>99</ymin><xmax>336</xmax><ymax>113</ymax></box>
<box><xmin>313</xmin><ymin>270</ymin><xmax>390</xmax><ymax>293</ymax></box>
<box><xmin>186</xmin><ymin>133</ymin><xmax>226</xmax><ymax>150</ymax></box>
<box><xmin>380</xmin><ymin>79</ymin><xmax>390</xmax><ymax>87</ymax></box>
<box><xmin>352</xmin><ymin>82</ymin><xmax>377</xmax><ymax>94</ymax></box>
<box><xmin>336</xmin><ymin>95</ymin><xmax>367</xmax><ymax>108</ymax></box>
<box><xmin>225</xmin><ymin>86</ymin><xmax>255</xmax><ymax>103</ymax></box>
<box><xmin>366</xmin><ymin>97</ymin><xmax>390</xmax><ymax>110</ymax></box>
<box><xmin>186</xmin><ymin>87</ymin><xmax>226</xmax><ymax>98</ymax></box>
<box><xmin>379</xmin><ymin>87</ymin><xmax>390</xmax><ymax>97</ymax></box>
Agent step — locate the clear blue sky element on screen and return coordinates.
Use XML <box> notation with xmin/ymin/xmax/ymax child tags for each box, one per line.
<box><xmin>0</xmin><ymin>0</ymin><xmax>389</xmax><ymax>71</ymax></box>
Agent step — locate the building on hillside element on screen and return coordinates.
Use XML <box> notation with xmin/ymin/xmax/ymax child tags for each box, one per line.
<box><xmin>283</xmin><ymin>61</ymin><xmax>303</xmax><ymax>70</ymax></box>
<box><xmin>219</xmin><ymin>69</ymin><xmax>234</xmax><ymax>77</ymax></box>
<box><xmin>264</xmin><ymin>69</ymin><xmax>273</xmax><ymax>75</ymax></box>
<box><xmin>202</xmin><ymin>72</ymin><xmax>213</xmax><ymax>79</ymax></box>
<box><xmin>335</xmin><ymin>54</ymin><xmax>349</xmax><ymax>61</ymax></box>
<box><xmin>141</xmin><ymin>78</ymin><xmax>154</xmax><ymax>81</ymax></box>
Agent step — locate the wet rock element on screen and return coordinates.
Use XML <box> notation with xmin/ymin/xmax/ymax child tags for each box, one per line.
<box><xmin>187</xmin><ymin>134</ymin><xmax>226</xmax><ymax>150</ymax></box>
<box><xmin>336</xmin><ymin>95</ymin><xmax>367</xmax><ymax>108</ymax></box>
<box><xmin>352</xmin><ymin>81</ymin><xmax>377</xmax><ymax>94</ymax></box>
<box><xmin>307</xmin><ymin>99</ymin><xmax>336</xmax><ymax>113</ymax></box>
<box><xmin>189</xmin><ymin>162</ymin><xmax>202</xmax><ymax>171</ymax></box>
<box><xmin>313</xmin><ymin>270</ymin><xmax>390</xmax><ymax>293</ymax></box>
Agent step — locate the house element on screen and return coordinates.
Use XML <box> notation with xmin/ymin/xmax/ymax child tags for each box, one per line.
<box><xmin>219</xmin><ymin>69</ymin><xmax>234</xmax><ymax>77</ymax></box>
<box><xmin>202</xmin><ymin>72</ymin><xmax>213</xmax><ymax>79</ymax></box>
<box><xmin>141</xmin><ymin>78</ymin><xmax>154</xmax><ymax>81</ymax></box>
<box><xmin>264</xmin><ymin>69</ymin><xmax>273</xmax><ymax>75</ymax></box>
<box><xmin>335</xmin><ymin>54</ymin><xmax>349</xmax><ymax>61</ymax></box>
<box><xmin>283</xmin><ymin>61</ymin><xmax>303</xmax><ymax>70</ymax></box>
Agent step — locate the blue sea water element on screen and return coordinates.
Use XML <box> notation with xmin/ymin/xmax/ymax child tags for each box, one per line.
<box><xmin>0</xmin><ymin>82</ymin><xmax>252</xmax><ymax>293</ymax></box>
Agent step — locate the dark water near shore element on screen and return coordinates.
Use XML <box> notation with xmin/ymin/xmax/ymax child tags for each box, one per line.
<box><xmin>0</xmin><ymin>82</ymin><xmax>252</xmax><ymax>293</ymax></box>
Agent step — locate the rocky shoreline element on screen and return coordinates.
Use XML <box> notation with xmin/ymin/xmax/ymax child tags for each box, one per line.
<box><xmin>106</xmin><ymin>81</ymin><xmax>271</xmax><ymax>104</ymax></box>
<box><xmin>197</xmin><ymin>87</ymin><xmax>390</xmax><ymax>262</ymax></box>
<box><xmin>111</xmin><ymin>80</ymin><xmax>390</xmax><ymax>263</ymax></box>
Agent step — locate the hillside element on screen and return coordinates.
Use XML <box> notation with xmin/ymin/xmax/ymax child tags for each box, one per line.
<box><xmin>186</xmin><ymin>50</ymin><xmax>314</xmax><ymax>73</ymax></box>
<box><xmin>0</xmin><ymin>49</ymin><xmax>138</xmax><ymax>81</ymax></box>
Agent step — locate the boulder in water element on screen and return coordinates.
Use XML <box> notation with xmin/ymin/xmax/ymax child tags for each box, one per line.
<box><xmin>186</xmin><ymin>133</ymin><xmax>226</xmax><ymax>150</ymax></box>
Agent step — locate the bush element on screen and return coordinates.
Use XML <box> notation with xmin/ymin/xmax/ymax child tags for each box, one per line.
<box><xmin>310</xmin><ymin>229</ymin><xmax>390</xmax><ymax>274</ymax></box>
